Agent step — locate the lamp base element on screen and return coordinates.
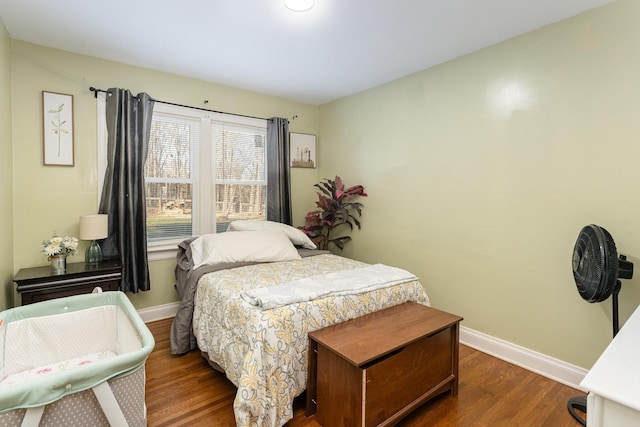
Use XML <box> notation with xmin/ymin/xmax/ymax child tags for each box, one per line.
<box><xmin>85</xmin><ymin>240</ymin><xmax>103</xmax><ymax>265</ymax></box>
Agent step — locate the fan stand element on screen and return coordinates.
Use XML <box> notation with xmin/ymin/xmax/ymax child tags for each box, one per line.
<box><xmin>567</xmin><ymin>280</ymin><xmax>622</xmax><ymax>426</ymax></box>
<box><xmin>612</xmin><ymin>280</ymin><xmax>621</xmax><ymax>337</ymax></box>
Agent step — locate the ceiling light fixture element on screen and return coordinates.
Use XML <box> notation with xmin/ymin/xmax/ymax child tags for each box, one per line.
<box><xmin>284</xmin><ymin>0</ymin><xmax>314</xmax><ymax>12</ymax></box>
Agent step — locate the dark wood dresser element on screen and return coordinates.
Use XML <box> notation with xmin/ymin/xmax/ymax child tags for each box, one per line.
<box><xmin>14</xmin><ymin>259</ymin><xmax>122</xmax><ymax>305</ymax></box>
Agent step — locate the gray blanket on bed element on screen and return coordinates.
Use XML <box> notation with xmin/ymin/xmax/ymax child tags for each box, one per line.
<box><xmin>169</xmin><ymin>238</ymin><xmax>329</xmax><ymax>354</ymax></box>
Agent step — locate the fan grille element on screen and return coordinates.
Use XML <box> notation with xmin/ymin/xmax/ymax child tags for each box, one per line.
<box><xmin>572</xmin><ymin>224</ymin><xmax>618</xmax><ymax>303</ymax></box>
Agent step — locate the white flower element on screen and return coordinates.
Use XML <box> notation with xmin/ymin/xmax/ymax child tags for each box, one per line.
<box><xmin>44</xmin><ymin>243</ymin><xmax>61</xmax><ymax>256</ymax></box>
<box><xmin>41</xmin><ymin>234</ymin><xmax>78</xmax><ymax>258</ymax></box>
<box><xmin>62</xmin><ymin>237</ymin><xmax>78</xmax><ymax>250</ymax></box>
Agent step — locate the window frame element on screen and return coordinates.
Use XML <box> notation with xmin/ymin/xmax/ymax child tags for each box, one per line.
<box><xmin>97</xmin><ymin>95</ymin><xmax>268</xmax><ymax>261</ymax></box>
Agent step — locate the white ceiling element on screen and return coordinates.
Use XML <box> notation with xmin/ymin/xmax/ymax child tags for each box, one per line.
<box><xmin>0</xmin><ymin>0</ymin><xmax>615</xmax><ymax>105</ymax></box>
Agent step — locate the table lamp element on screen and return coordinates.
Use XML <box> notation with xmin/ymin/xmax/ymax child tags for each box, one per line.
<box><xmin>79</xmin><ymin>214</ymin><xmax>108</xmax><ymax>265</ymax></box>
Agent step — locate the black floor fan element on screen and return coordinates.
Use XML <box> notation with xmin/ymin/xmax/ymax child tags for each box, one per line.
<box><xmin>568</xmin><ymin>224</ymin><xmax>634</xmax><ymax>426</ymax></box>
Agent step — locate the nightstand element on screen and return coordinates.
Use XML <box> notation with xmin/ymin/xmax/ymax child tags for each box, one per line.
<box><xmin>14</xmin><ymin>259</ymin><xmax>122</xmax><ymax>305</ymax></box>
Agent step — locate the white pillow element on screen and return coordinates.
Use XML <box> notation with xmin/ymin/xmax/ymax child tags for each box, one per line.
<box><xmin>226</xmin><ymin>220</ymin><xmax>317</xmax><ymax>250</ymax></box>
<box><xmin>190</xmin><ymin>230</ymin><xmax>302</xmax><ymax>269</ymax></box>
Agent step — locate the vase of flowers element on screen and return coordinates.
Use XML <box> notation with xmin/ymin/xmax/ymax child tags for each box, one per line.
<box><xmin>300</xmin><ymin>175</ymin><xmax>367</xmax><ymax>251</ymax></box>
<box><xmin>42</xmin><ymin>234</ymin><xmax>79</xmax><ymax>274</ymax></box>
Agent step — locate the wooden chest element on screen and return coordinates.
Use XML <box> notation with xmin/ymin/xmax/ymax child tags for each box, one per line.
<box><xmin>306</xmin><ymin>302</ymin><xmax>462</xmax><ymax>427</ymax></box>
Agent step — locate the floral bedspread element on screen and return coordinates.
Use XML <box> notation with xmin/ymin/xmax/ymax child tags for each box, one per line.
<box><xmin>192</xmin><ymin>254</ymin><xmax>429</xmax><ymax>427</ymax></box>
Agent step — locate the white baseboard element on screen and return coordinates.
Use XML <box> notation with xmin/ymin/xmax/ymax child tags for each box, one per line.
<box><xmin>460</xmin><ymin>326</ymin><xmax>588</xmax><ymax>391</ymax></box>
<box><xmin>137</xmin><ymin>301</ymin><xmax>180</xmax><ymax>323</ymax></box>
<box><xmin>135</xmin><ymin>302</ymin><xmax>588</xmax><ymax>390</ymax></box>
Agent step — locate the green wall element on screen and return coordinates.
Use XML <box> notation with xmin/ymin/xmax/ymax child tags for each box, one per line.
<box><xmin>9</xmin><ymin>41</ymin><xmax>319</xmax><ymax>310</ymax></box>
<box><xmin>0</xmin><ymin>18</ymin><xmax>13</xmax><ymax>311</ymax></box>
<box><xmin>318</xmin><ymin>0</ymin><xmax>640</xmax><ymax>369</ymax></box>
<box><xmin>6</xmin><ymin>0</ymin><xmax>637</xmax><ymax>369</ymax></box>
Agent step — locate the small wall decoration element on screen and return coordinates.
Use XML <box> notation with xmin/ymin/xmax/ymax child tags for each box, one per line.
<box><xmin>290</xmin><ymin>132</ymin><xmax>316</xmax><ymax>168</ymax></box>
<box><xmin>43</xmin><ymin>91</ymin><xmax>74</xmax><ymax>166</ymax></box>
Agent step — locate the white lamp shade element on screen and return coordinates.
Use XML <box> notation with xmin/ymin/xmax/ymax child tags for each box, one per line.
<box><xmin>79</xmin><ymin>214</ymin><xmax>109</xmax><ymax>240</ymax></box>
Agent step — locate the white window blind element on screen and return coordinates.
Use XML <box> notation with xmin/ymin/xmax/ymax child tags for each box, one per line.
<box><xmin>212</xmin><ymin>123</ymin><xmax>267</xmax><ymax>232</ymax></box>
<box><xmin>145</xmin><ymin>114</ymin><xmax>199</xmax><ymax>243</ymax></box>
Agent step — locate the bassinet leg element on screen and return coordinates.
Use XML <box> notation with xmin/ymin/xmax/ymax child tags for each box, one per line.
<box><xmin>21</xmin><ymin>406</ymin><xmax>44</xmax><ymax>427</ymax></box>
<box><xmin>92</xmin><ymin>382</ymin><xmax>129</xmax><ymax>426</ymax></box>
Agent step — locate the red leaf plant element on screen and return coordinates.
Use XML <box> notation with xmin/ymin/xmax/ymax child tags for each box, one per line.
<box><xmin>301</xmin><ymin>176</ymin><xmax>367</xmax><ymax>251</ymax></box>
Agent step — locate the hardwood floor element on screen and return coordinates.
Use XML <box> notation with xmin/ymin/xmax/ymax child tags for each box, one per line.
<box><xmin>145</xmin><ymin>318</ymin><xmax>586</xmax><ymax>426</ymax></box>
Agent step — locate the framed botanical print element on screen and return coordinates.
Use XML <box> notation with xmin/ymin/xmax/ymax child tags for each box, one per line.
<box><xmin>43</xmin><ymin>91</ymin><xmax>74</xmax><ymax>166</ymax></box>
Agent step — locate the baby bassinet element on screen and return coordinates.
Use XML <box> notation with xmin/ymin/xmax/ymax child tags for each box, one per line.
<box><xmin>0</xmin><ymin>291</ymin><xmax>155</xmax><ymax>427</ymax></box>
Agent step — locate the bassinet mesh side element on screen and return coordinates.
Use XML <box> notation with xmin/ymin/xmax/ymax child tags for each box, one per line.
<box><xmin>0</xmin><ymin>365</ymin><xmax>146</xmax><ymax>427</ymax></box>
<box><xmin>0</xmin><ymin>292</ymin><xmax>154</xmax><ymax>426</ymax></box>
<box><xmin>3</xmin><ymin>306</ymin><xmax>119</xmax><ymax>377</ymax></box>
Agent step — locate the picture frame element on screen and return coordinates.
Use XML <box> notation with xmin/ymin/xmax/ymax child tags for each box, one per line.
<box><xmin>43</xmin><ymin>91</ymin><xmax>74</xmax><ymax>166</ymax></box>
<box><xmin>290</xmin><ymin>132</ymin><xmax>317</xmax><ymax>169</ymax></box>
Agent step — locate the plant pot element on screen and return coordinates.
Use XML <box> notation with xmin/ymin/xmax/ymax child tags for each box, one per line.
<box><xmin>50</xmin><ymin>255</ymin><xmax>67</xmax><ymax>274</ymax></box>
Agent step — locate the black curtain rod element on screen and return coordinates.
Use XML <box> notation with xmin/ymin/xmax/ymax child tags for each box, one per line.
<box><xmin>89</xmin><ymin>86</ymin><xmax>272</xmax><ymax>122</ymax></box>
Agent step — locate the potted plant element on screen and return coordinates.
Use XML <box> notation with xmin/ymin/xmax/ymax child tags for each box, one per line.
<box><xmin>301</xmin><ymin>176</ymin><xmax>367</xmax><ymax>251</ymax></box>
<box><xmin>42</xmin><ymin>234</ymin><xmax>78</xmax><ymax>273</ymax></box>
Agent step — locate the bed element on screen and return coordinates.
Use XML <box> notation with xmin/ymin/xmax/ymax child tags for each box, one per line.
<box><xmin>170</xmin><ymin>221</ymin><xmax>430</xmax><ymax>427</ymax></box>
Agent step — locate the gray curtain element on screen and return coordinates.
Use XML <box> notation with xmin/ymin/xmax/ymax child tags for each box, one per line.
<box><xmin>266</xmin><ymin>117</ymin><xmax>292</xmax><ymax>225</ymax></box>
<box><xmin>99</xmin><ymin>88</ymin><xmax>155</xmax><ymax>293</ymax></box>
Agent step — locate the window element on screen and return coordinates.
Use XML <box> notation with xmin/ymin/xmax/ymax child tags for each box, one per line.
<box><xmin>97</xmin><ymin>96</ymin><xmax>268</xmax><ymax>260</ymax></box>
<box><xmin>212</xmin><ymin>122</ymin><xmax>267</xmax><ymax>232</ymax></box>
<box><xmin>146</xmin><ymin>104</ymin><xmax>268</xmax><ymax>251</ymax></box>
<box><xmin>145</xmin><ymin>114</ymin><xmax>198</xmax><ymax>242</ymax></box>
